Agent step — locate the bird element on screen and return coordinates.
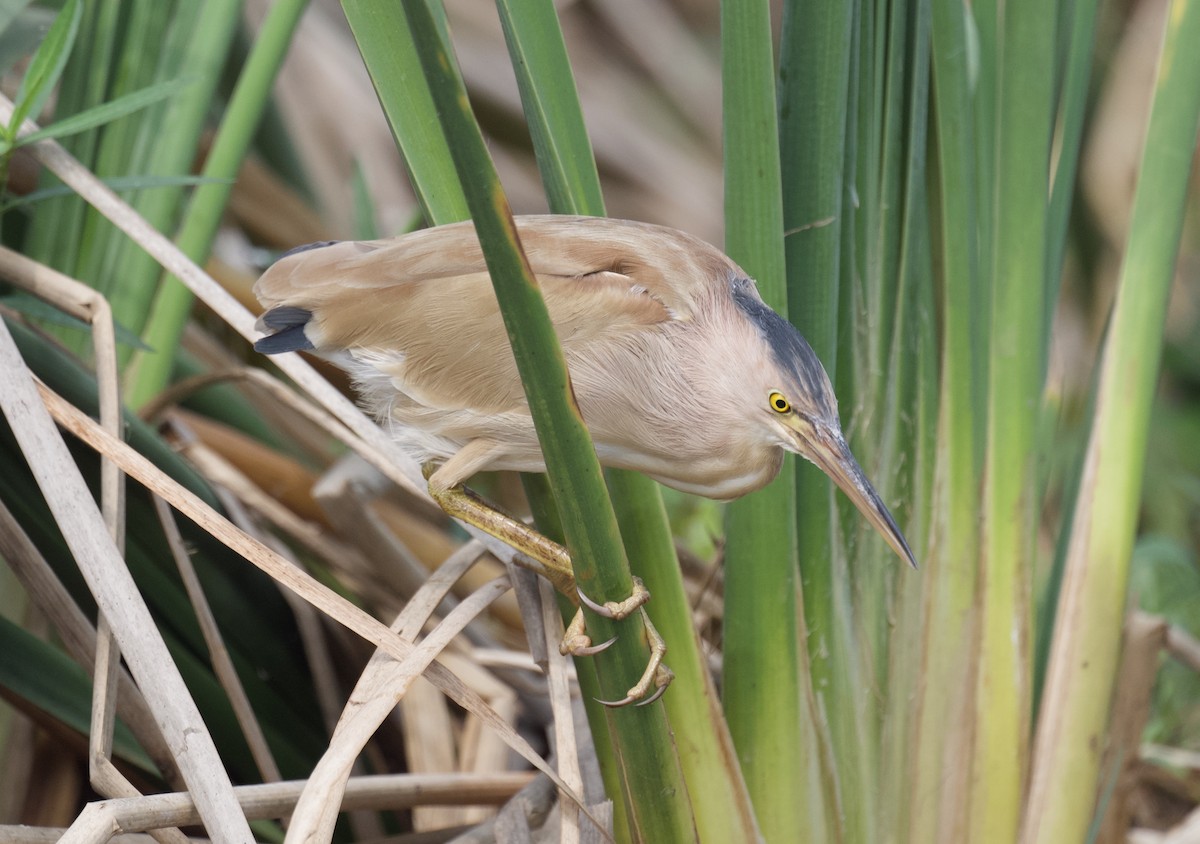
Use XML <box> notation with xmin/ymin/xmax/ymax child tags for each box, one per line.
<box><xmin>254</xmin><ymin>214</ymin><xmax>917</xmax><ymax>703</ymax></box>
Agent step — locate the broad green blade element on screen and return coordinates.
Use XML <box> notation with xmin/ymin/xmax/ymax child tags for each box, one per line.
<box><xmin>1022</xmin><ymin>1</ymin><xmax>1200</xmax><ymax>840</ymax></box>
<box><xmin>721</xmin><ymin>0</ymin><xmax>806</xmax><ymax>839</ymax></box>
<box><xmin>493</xmin><ymin>0</ymin><xmax>603</xmax><ymax>217</ymax></box>
<box><xmin>343</xmin><ymin>0</ymin><xmax>467</xmax><ymax>223</ymax></box>
<box><xmin>972</xmin><ymin>0</ymin><xmax>1057</xmax><ymax>839</ymax></box>
<box><xmin>777</xmin><ymin>0</ymin><xmax>862</xmax><ymax>837</ymax></box>
<box><xmin>902</xmin><ymin>1</ymin><xmax>984</xmax><ymax>840</ymax></box>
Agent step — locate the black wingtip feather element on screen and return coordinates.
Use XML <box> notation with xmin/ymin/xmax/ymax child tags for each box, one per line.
<box><xmin>260</xmin><ymin>305</ymin><xmax>313</xmax><ymax>330</ymax></box>
<box><xmin>254</xmin><ymin>324</ymin><xmax>315</xmax><ymax>354</ymax></box>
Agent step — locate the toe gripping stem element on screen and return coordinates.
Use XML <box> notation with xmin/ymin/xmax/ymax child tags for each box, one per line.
<box><xmin>563</xmin><ymin>577</ymin><xmax>674</xmax><ymax>707</ymax></box>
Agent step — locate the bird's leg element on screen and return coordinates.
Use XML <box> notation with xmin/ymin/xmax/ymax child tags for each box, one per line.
<box><xmin>424</xmin><ymin>458</ymin><xmax>672</xmax><ymax>706</ymax></box>
<box><xmin>426</xmin><ymin>474</ymin><xmax>576</xmax><ymax>596</ymax></box>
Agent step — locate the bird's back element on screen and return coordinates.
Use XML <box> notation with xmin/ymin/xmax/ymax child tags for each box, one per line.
<box><xmin>253</xmin><ymin>216</ymin><xmax>745</xmax><ymax>415</ymax></box>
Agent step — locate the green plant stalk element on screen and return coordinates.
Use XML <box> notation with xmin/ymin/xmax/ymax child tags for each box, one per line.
<box><xmin>493</xmin><ymin>0</ymin><xmax>759</xmax><ymax>837</ymax></box>
<box><xmin>720</xmin><ymin>0</ymin><xmax>806</xmax><ymax>839</ymax></box>
<box><xmin>123</xmin><ymin>0</ymin><xmax>310</xmax><ymax>408</ymax></box>
<box><xmin>833</xmin><ymin>0</ymin><xmax>862</xmax><ymax>430</ymax></box>
<box><xmin>971</xmin><ymin>0</ymin><xmax>1056</xmax><ymax>839</ymax></box>
<box><xmin>776</xmin><ymin>0</ymin><xmax>868</xmax><ymax>839</ymax></box>
<box><xmin>341</xmin><ymin>0</ymin><xmax>462</xmax><ymax>226</ymax></box>
<box><xmin>350</xmin><ymin>158</ymin><xmax>379</xmax><ymax>240</ymax></box>
<box><xmin>903</xmin><ymin>1</ymin><xmax>982</xmax><ymax>841</ymax></box>
<box><xmin>871</xmin><ymin>0</ymin><xmax>932</xmax><ymax>569</ymax></box>
<box><xmin>399</xmin><ymin>2</ymin><xmax>697</xmax><ymax>839</ymax></box>
<box><xmin>1022</xmin><ymin>0</ymin><xmax>1200</xmax><ymax>839</ymax></box>
<box><xmin>100</xmin><ymin>0</ymin><xmax>241</xmax><ymax>361</ymax></box>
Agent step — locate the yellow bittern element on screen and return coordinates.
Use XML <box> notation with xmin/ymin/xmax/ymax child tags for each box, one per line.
<box><xmin>254</xmin><ymin>215</ymin><xmax>916</xmax><ymax>705</ymax></box>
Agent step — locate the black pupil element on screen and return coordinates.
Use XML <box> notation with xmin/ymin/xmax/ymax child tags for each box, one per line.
<box><xmin>775</xmin><ymin>397</ymin><xmax>786</xmax><ymax>410</ymax></box>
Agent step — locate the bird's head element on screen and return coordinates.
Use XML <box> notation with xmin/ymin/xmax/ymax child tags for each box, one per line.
<box><xmin>729</xmin><ymin>278</ymin><xmax>918</xmax><ymax>568</ymax></box>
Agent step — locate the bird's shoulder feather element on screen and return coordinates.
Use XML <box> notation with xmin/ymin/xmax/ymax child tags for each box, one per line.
<box><xmin>253</xmin><ymin>216</ymin><xmax>743</xmax><ymax>338</ymax></box>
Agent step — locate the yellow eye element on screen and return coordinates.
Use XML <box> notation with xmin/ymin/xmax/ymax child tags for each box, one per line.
<box><xmin>769</xmin><ymin>391</ymin><xmax>791</xmax><ymax>414</ymax></box>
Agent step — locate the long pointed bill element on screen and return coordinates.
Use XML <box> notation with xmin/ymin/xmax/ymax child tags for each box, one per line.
<box><xmin>804</xmin><ymin>427</ymin><xmax>918</xmax><ymax>568</ymax></box>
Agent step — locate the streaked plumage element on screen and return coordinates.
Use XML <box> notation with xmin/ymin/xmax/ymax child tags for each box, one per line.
<box><xmin>254</xmin><ymin>215</ymin><xmax>915</xmax><ymax>567</ymax></box>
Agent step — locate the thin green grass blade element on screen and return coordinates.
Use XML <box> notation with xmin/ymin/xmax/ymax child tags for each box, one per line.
<box><xmin>1022</xmin><ymin>1</ymin><xmax>1200</xmax><ymax>839</ymax></box>
<box><xmin>14</xmin><ymin>77</ymin><xmax>189</xmax><ymax>148</ymax></box>
<box><xmin>2</xmin><ymin>174</ymin><xmax>222</xmax><ymax>215</ymax></box>
<box><xmin>849</xmin><ymin>0</ymin><xmax>880</xmax><ymax>409</ymax></box>
<box><xmin>971</xmin><ymin>0</ymin><xmax>1057</xmax><ymax>839</ymax></box>
<box><xmin>493</xmin><ymin>0</ymin><xmax>759</xmax><ymax>838</ymax></box>
<box><xmin>123</xmin><ymin>0</ymin><xmax>309</xmax><ymax>408</ymax></box>
<box><xmin>5</xmin><ymin>0</ymin><xmax>79</xmax><ymax>140</ymax></box>
<box><xmin>721</xmin><ymin>0</ymin><xmax>805</xmax><ymax>839</ymax></box>
<box><xmin>886</xmin><ymin>179</ymin><xmax>941</xmax><ymax>844</ymax></box>
<box><xmin>351</xmin><ymin>158</ymin><xmax>379</xmax><ymax>240</ymax></box>
<box><xmin>399</xmin><ymin>3</ymin><xmax>696</xmax><ymax>838</ymax></box>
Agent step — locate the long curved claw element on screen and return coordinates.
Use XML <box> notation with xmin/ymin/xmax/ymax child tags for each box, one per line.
<box><xmin>560</xmin><ymin>609</ymin><xmax>618</xmax><ymax>657</ymax></box>
<box><xmin>595</xmin><ymin>607</ymin><xmax>673</xmax><ymax>708</ymax></box>
<box><xmin>577</xmin><ymin>576</ymin><xmax>651</xmax><ymax>620</ymax></box>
